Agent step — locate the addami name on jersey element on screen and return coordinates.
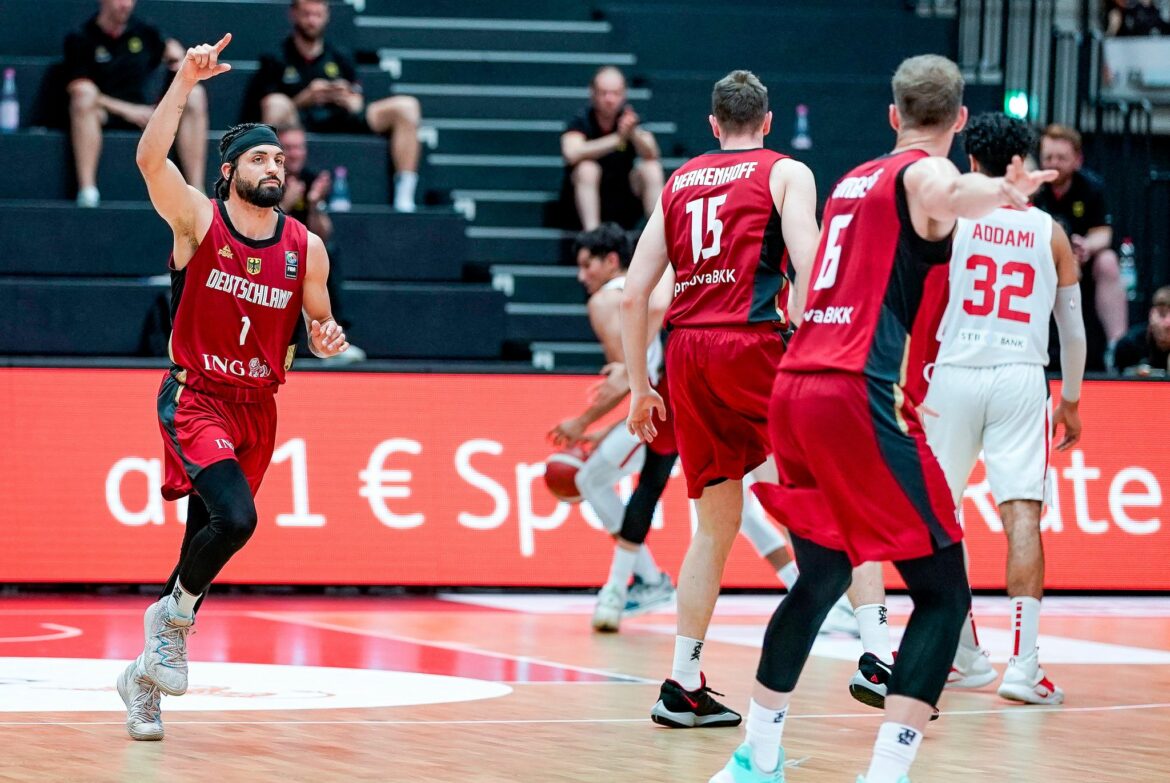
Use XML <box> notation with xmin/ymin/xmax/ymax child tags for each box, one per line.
<box><xmin>204</xmin><ymin>268</ymin><xmax>296</xmax><ymax>310</ymax></box>
<box><xmin>969</xmin><ymin>223</ymin><xmax>1036</xmax><ymax>248</ymax></box>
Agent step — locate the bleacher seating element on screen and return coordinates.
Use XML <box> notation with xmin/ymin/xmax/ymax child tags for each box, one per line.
<box><xmin>0</xmin><ymin>0</ymin><xmax>969</xmax><ymax>370</ymax></box>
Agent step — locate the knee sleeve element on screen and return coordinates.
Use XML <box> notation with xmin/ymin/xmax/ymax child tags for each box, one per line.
<box><xmin>755</xmin><ymin>533</ymin><xmax>853</xmax><ymax>692</ymax></box>
<box><xmin>619</xmin><ymin>449</ymin><xmax>677</xmax><ymax>545</ymax></box>
<box><xmin>178</xmin><ymin>460</ymin><xmax>259</xmax><ymax>595</ymax></box>
<box><xmin>888</xmin><ymin>543</ymin><xmax>972</xmax><ymax>705</ymax></box>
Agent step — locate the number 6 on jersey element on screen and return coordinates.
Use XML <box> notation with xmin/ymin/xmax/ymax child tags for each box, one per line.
<box><xmin>813</xmin><ymin>214</ymin><xmax>853</xmax><ymax>290</ymax></box>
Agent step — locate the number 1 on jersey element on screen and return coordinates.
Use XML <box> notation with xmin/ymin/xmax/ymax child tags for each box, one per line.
<box><xmin>239</xmin><ymin>316</ymin><xmax>251</xmax><ymax>346</ymax></box>
<box><xmin>684</xmin><ymin>195</ymin><xmax>728</xmax><ymax>264</ymax></box>
<box><xmin>812</xmin><ymin>214</ymin><xmax>853</xmax><ymax>290</ymax></box>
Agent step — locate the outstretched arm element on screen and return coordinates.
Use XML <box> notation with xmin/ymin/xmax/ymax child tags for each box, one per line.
<box><xmin>137</xmin><ymin>34</ymin><xmax>232</xmax><ymax>264</ymax></box>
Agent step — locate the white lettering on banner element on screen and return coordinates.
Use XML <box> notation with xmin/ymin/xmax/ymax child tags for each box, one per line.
<box><xmin>1063</xmin><ymin>450</ymin><xmax>1108</xmax><ymax>534</ymax></box>
<box><xmin>1109</xmin><ymin>467</ymin><xmax>1162</xmax><ymax>535</ymax></box>
<box><xmin>455</xmin><ymin>440</ymin><xmax>509</xmax><ymax>530</ymax></box>
<box><xmin>106</xmin><ymin>457</ymin><xmax>164</xmax><ymax>526</ymax></box>
<box><xmin>272</xmin><ymin>438</ymin><xmax>325</xmax><ymax>527</ymax></box>
<box><xmin>515</xmin><ymin>462</ymin><xmax>569</xmax><ymax>557</ymax></box>
<box><xmin>359</xmin><ymin>439</ymin><xmax>424</xmax><ymax>529</ymax></box>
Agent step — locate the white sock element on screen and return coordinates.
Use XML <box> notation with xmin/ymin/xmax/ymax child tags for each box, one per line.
<box><xmin>745</xmin><ymin>699</ymin><xmax>788</xmax><ymax>773</ymax></box>
<box><xmin>605</xmin><ymin>547</ymin><xmax>638</xmax><ymax>595</ymax></box>
<box><xmin>855</xmin><ymin>604</ymin><xmax>893</xmax><ymax>661</ymax></box>
<box><xmin>394</xmin><ymin>171</ymin><xmax>418</xmax><ymax>208</ymax></box>
<box><xmin>671</xmin><ymin>635</ymin><xmax>704</xmax><ymax>690</ymax></box>
<box><xmin>865</xmin><ymin>721</ymin><xmax>923</xmax><ymax>783</ymax></box>
<box><xmin>633</xmin><ymin>545</ymin><xmax>660</xmax><ymax>582</ymax></box>
<box><xmin>167</xmin><ymin>580</ymin><xmax>200</xmax><ymax>619</ymax></box>
<box><xmin>958</xmin><ymin>609</ymin><xmax>981</xmax><ymax>651</ymax></box>
<box><xmin>1010</xmin><ymin>596</ymin><xmax>1041</xmax><ymax>658</ymax></box>
<box><xmin>777</xmin><ymin>561</ymin><xmax>800</xmax><ymax>589</ymax></box>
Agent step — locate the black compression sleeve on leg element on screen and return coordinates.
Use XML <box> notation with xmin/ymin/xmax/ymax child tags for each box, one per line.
<box><xmin>755</xmin><ymin>532</ymin><xmax>853</xmax><ymax>693</ymax></box>
<box><xmin>887</xmin><ymin>542</ymin><xmax>971</xmax><ymax>706</ymax></box>
<box><xmin>618</xmin><ymin>450</ymin><xmax>678</xmax><ymax>545</ymax></box>
<box><xmin>175</xmin><ymin>459</ymin><xmax>258</xmax><ymax>597</ymax></box>
<box><xmin>161</xmin><ymin>493</ymin><xmax>211</xmax><ymax>600</ymax></box>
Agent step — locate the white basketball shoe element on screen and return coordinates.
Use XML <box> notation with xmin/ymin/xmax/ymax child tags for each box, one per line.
<box><xmin>117</xmin><ymin>656</ymin><xmax>163</xmax><ymax>741</ymax></box>
<box><xmin>142</xmin><ymin>597</ymin><xmax>193</xmax><ymax>696</ymax></box>
<box><xmin>998</xmin><ymin>650</ymin><xmax>1064</xmax><ymax>705</ymax></box>
<box><xmin>946</xmin><ymin>644</ymin><xmax>998</xmax><ymax>689</ymax></box>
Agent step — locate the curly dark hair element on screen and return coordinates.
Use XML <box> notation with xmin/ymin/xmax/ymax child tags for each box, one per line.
<box><xmin>962</xmin><ymin>112</ymin><xmax>1037</xmax><ymax>177</ymax></box>
<box><xmin>214</xmin><ymin>122</ymin><xmax>276</xmax><ymax>200</ymax></box>
<box><xmin>573</xmin><ymin>222</ymin><xmax>632</xmax><ymax>269</ymax></box>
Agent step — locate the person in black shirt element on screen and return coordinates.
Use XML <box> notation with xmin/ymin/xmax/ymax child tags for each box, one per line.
<box><xmin>251</xmin><ymin>0</ymin><xmax>421</xmax><ymax>212</ymax></box>
<box><xmin>1115</xmin><ymin>285</ymin><xmax>1170</xmax><ymax>376</ymax></box>
<box><xmin>559</xmin><ymin>66</ymin><xmax>663</xmax><ymax>231</ymax></box>
<box><xmin>64</xmin><ymin>0</ymin><xmax>209</xmax><ymax>207</ymax></box>
<box><xmin>276</xmin><ymin>125</ymin><xmax>364</xmax><ymax>363</ymax></box>
<box><xmin>1033</xmin><ymin>124</ymin><xmax>1127</xmax><ymax>371</ymax></box>
<box><xmin>1107</xmin><ymin>0</ymin><xmax>1170</xmax><ymax>36</ymax></box>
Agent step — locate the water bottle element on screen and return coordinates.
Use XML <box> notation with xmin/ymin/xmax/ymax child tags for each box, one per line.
<box><xmin>791</xmin><ymin>104</ymin><xmax>812</xmax><ymax>150</ymax></box>
<box><xmin>329</xmin><ymin>166</ymin><xmax>351</xmax><ymax>212</ymax></box>
<box><xmin>1119</xmin><ymin>237</ymin><xmax>1137</xmax><ymax>302</ymax></box>
<box><xmin>0</xmin><ymin>69</ymin><xmax>18</xmax><ymax>133</ymax></box>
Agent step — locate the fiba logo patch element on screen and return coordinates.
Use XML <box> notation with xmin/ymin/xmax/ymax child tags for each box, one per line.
<box><xmin>285</xmin><ymin>251</ymin><xmax>299</xmax><ymax>279</ymax></box>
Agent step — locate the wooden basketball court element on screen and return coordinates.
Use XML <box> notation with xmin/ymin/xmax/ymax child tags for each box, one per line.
<box><xmin>0</xmin><ymin>593</ymin><xmax>1166</xmax><ymax>781</ymax></box>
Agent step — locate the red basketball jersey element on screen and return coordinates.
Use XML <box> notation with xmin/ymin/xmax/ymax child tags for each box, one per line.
<box><xmin>782</xmin><ymin>149</ymin><xmax>951</xmax><ymax>386</ymax></box>
<box><xmin>661</xmin><ymin>147</ymin><xmax>791</xmax><ymax>329</ymax></box>
<box><xmin>169</xmin><ymin>200</ymin><xmax>308</xmax><ymax>398</ymax></box>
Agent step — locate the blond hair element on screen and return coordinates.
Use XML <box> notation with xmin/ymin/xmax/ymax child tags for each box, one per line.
<box><xmin>1042</xmin><ymin>123</ymin><xmax>1083</xmax><ymax>154</ymax></box>
<box><xmin>892</xmin><ymin>55</ymin><xmax>964</xmax><ymax>129</ymax></box>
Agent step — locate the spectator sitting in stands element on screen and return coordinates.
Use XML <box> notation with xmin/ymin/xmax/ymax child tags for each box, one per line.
<box><xmin>64</xmin><ymin>0</ymin><xmax>208</xmax><ymax>207</ymax></box>
<box><xmin>251</xmin><ymin>0</ymin><xmax>421</xmax><ymax>212</ymax></box>
<box><xmin>559</xmin><ymin>66</ymin><xmax>664</xmax><ymax>232</ymax></box>
<box><xmin>277</xmin><ymin>125</ymin><xmax>365</xmax><ymax>363</ymax></box>
<box><xmin>1115</xmin><ymin>285</ymin><xmax>1170</xmax><ymax>376</ymax></box>
<box><xmin>1106</xmin><ymin>0</ymin><xmax>1170</xmax><ymax>36</ymax></box>
<box><xmin>1033</xmin><ymin>124</ymin><xmax>1127</xmax><ymax>371</ymax></box>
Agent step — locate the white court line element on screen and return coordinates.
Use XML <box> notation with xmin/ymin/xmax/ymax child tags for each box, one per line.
<box><xmin>247</xmin><ymin>611</ymin><xmax>655</xmax><ymax>684</ymax></box>
<box><xmin>0</xmin><ymin>624</ymin><xmax>82</xmax><ymax>643</ymax></box>
<box><xmin>4</xmin><ymin>702</ymin><xmax>1170</xmax><ymax>727</ymax></box>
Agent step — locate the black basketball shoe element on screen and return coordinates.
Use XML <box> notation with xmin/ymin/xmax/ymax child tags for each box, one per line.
<box><xmin>848</xmin><ymin>652</ymin><xmax>939</xmax><ymax>720</ymax></box>
<box><xmin>650</xmin><ymin>673</ymin><xmax>742</xmax><ymax>728</ymax></box>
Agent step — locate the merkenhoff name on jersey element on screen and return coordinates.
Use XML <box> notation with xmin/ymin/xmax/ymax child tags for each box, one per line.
<box><xmin>671</xmin><ymin>161</ymin><xmax>760</xmax><ymax>193</ymax></box>
<box><xmin>206</xmin><ymin>268</ymin><xmax>295</xmax><ymax>310</ymax></box>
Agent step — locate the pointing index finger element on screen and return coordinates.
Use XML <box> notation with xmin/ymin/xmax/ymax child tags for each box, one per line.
<box><xmin>214</xmin><ymin>33</ymin><xmax>232</xmax><ymax>52</ymax></box>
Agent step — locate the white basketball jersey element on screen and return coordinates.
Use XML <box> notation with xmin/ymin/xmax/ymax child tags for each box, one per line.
<box><xmin>935</xmin><ymin>206</ymin><xmax>1057</xmax><ymax>367</ymax></box>
<box><xmin>600</xmin><ymin>276</ymin><xmax>664</xmax><ymax>385</ymax></box>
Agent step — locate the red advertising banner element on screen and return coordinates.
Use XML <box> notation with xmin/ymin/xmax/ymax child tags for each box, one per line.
<box><xmin>0</xmin><ymin>368</ymin><xmax>1166</xmax><ymax>589</ymax></box>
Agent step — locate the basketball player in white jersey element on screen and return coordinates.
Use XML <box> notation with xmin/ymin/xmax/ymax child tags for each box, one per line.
<box><xmin>549</xmin><ymin>223</ymin><xmax>858</xmax><ymax>634</ymax></box>
<box><xmin>924</xmin><ymin>113</ymin><xmax>1085</xmax><ymax>705</ymax></box>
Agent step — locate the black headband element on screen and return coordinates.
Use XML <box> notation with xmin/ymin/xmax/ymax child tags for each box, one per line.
<box><xmin>221</xmin><ymin>126</ymin><xmax>282</xmax><ymax>165</ymax></box>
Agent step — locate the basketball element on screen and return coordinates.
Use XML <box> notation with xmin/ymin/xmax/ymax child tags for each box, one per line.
<box><xmin>543</xmin><ymin>445</ymin><xmax>588</xmax><ymax>503</ymax></box>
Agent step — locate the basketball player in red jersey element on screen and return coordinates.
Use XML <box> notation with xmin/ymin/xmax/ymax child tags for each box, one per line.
<box><xmin>115</xmin><ymin>33</ymin><xmax>348</xmax><ymax>742</ymax></box>
<box><xmin>620</xmin><ymin>71</ymin><xmax>821</xmax><ymax>729</ymax></box>
<box><xmin>705</xmin><ymin>56</ymin><xmax>1057</xmax><ymax>783</ymax></box>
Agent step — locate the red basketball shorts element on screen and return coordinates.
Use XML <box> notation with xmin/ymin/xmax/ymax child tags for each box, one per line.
<box><xmin>665</xmin><ymin>325</ymin><xmax>785</xmax><ymax>498</ymax></box>
<box><xmin>156</xmin><ymin>373</ymin><xmax>278</xmax><ymax>501</ymax></box>
<box><xmin>754</xmin><ymin>370</ymin><xmax>962</xmax><ymax>565</ymax></box>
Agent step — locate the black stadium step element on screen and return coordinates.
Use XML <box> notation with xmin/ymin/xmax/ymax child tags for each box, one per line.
<box><xmin>352</xmin><ymin>22</ymin><xmax>614</xmax><ymax>58</ymax></box>
<box><xmin>0</xmin><ymin>131</ymin><xmax>397</xmax><ymax>204</ymax></box>
<box><xmin>504</xmin><ymin>302</ymin><xmax>593</xmax><ymax>343</ymax></box>
<box><xmin>0</xmin><ymin>277</ymin><xmax>167</xmax><ymax>355</ymax></box>
<box><xmin>0</xmin><ymin>201</ymin><xmax>467</xmax><ymax>282</ymax></box>
<box><xmin>343</xmin><ymin>283</ymin><xmax>505</xmax><ymax>359</ymax></box>
<box><xmin>489</xmin><ymin>265</ymin><xmax>584</xmax><ymax>304</ymax></box>
<box><xmin>0</xmin><ymin>0</ymin><xmax>355</xmax><ymax>61</ymax></box>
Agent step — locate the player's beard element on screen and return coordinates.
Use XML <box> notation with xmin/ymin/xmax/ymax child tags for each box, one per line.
<box><xmin>235</xmin><ymin>176</ymin><xmax>284</xmax><ymax>208</ymax></box>
<box><xmin>294</xmin><ymin>21</ymin><xmax>322</xmax><ymax>43</ymax></box>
